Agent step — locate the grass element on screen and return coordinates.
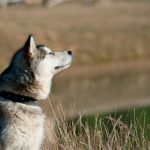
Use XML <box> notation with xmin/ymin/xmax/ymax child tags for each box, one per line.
<box><xmin>42</xmin><ymin>99</ymin><xmax>150</xmax><ymax>150</ymax></box>
<box><xmin>43</xmin><ymin>109</ymin><xmax>150</xmax><ymax>150</ymax></box>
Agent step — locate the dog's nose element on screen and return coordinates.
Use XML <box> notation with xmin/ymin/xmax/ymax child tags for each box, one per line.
<box><xmin>67</xmin><ymin>51</ymin><xmax>72</xmax><ymax>55</ymax></box>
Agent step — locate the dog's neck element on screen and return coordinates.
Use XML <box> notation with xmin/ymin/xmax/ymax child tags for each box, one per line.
<box><xmin>0</xmin><ymin>66</ymin><xmax>52</xmax><ymax>100</ymax></box>
<box><xmin>0</xmin><ymin>91</ymin><xmax>38</xmax><ymax>105</ymax></box>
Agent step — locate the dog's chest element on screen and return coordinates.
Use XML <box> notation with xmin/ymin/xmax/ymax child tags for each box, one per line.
<box><xmin>0</xmin><ymin>102</ymin><xmax>45</xmax><ymax>150</ymax></box>
<box><xmin>14</xmin><ymin>108</ymin><xmax>44</xmax><ymax>145</ymax></box>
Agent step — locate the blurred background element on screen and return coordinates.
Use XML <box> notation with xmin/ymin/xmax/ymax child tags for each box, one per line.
<box><xmin>0</xmin><ymin>0</ymin><xmax>150</xmax><ymax>137</ymax></box>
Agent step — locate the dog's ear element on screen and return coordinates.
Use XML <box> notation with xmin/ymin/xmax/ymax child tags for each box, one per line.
<box><xmin>24</xmin><ymin>34</ymin><xmax>36</xmax><ymax>59</ymax></box>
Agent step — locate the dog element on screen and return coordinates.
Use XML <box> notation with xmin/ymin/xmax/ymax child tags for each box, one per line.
<box><xmin>0</xmin><ymin>34</ymin><xmax>72</xmax><ymax>150</ymax></box>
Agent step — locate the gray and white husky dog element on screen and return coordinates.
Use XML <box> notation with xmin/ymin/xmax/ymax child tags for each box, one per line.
<box><xmin>0</xmin><ymin>34</ymin><xmax>72</xmax><ymax>150</ymax></box>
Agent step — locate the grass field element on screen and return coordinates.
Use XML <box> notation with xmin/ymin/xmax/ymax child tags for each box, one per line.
<box><xmin>1</xmin><ymin>1</ymin><xmax>150</xmax><ymax>149</ymax></box>
<box><xmin>0</xmin><ymin>1</ymin><xmax>150</xmax><ymax>114</ymax></box>
<box><xmin>0</xmin><ymin>1</ymin><xmax>150</xmax><ymax>66</ymax></box>
<box><xmin>42</xmin><ymin>104</ymin><xmax>150</xmax><ymax>150</ymax></box>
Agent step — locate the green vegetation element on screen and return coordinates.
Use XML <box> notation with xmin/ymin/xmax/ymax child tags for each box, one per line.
<box><xmin>43</xmin><ymin>107</ymin><xmax>150</xmax><ymax>149</ymax></box>
<box><xmin>81</xmin><ymin>106</ymin><xmax>150</xmax><ymax>139</ymax></box>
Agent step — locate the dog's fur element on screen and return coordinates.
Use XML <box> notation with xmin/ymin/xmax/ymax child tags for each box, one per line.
<box><xmin>0</xmin><ymin>35</ymin><xmax>72</xmax><ymax>150</ymax></box>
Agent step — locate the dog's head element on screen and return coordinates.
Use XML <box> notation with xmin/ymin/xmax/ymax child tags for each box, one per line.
<box><xmin>14</xmin><ymin>34</ymin><xmax>72</xmax><ymax>77</ymax></box>
<box><xmin>11</xmin><ymin>34</ymin><xmax>72</xmax><ymax>99</ymax></box>
<box><xmin>25</xmin><ymin>35</ymin><xmax>72</xmax><ymax>76</ymax></box>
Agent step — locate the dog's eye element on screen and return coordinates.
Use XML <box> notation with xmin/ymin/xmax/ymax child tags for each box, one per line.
<box><xmin>49</xmin><ymin>52</ymin><xmax>55</xmax><ymax>55</ymax></box>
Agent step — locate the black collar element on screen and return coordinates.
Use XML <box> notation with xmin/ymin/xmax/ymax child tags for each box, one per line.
<box><xmin>0</xmin><ymin>91</ymin><xmax>37</xmax><ymax>105</ymax></box>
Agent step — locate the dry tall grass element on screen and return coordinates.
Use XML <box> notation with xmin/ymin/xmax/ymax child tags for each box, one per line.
<box><xmin>43</xmin><ymin>114</ymin><xmax>150</xmax><ymax>150</ymax></box>
<box><xmin>42</xmin><ymin>99</ymin><xmax>150</xmax><ymax>150</ymax></box>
